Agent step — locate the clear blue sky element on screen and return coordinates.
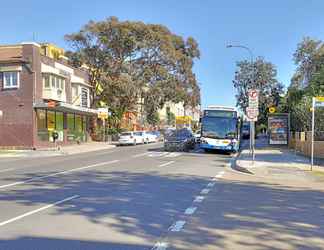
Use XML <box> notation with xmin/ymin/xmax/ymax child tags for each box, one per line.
<box><xmin>2</xmin><ymin>0</ymin><xmax>324</xmax><ymax>108</ymax></box>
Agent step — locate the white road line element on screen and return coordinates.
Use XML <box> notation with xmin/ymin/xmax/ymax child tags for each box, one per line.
<box><xmin>184</xmin><ymin>206</ymin><xmax>197</xmax><ymax>215</ymax></box>
<box><xmin>152</xmin><ymin>242</ymin><xmax>168</xmax><ymax>250</ymax></box>
<box><xmin>200</xmin><ymin>188</ymin><xmax>210</xmax><ymax>195</ymax></box>
<box><xmin>169</xmin><ymin>220</ymin><xmax>186</xmax><ymax>232</ymax></box>
<box><xmin>159</xmin><ymin>161</ymin><xmax>175</xmax><ymax>167</ymax></box>
<box><xmin>0</xmin><ymin>195</ymin><xmax>79</xmax><ymax>227</ymax></box>
<box><xmin>207</xmin><ymin>182</ymin><xmax>215</xmax><ymax>188</ymax></box>
<box><xmin>193</xmin><ymin>196</ymin><xmax>205</xmax><ymax>203</ymax></box>
<box><xmin>132</xmin><ymin>152</ymin><xmax>150</xmax><ymax>158</ymax></box>
<box><xmin>0</xmin><ymin>160</ymin><xmax>119</xmax><ymax>190</ymax></box>
<box><xmin>0</xmin><ymin>168</ymin><xmax>14</xmax><ymax>173</ymax></box>
<box><xmin>164</xmin><ymin>152</ymin><xmax>181</xmax><ymax>158</ymax></box>
<box><xmin>148</xmin><ymin>152</ymin><xmax>168</xmax><ymax>157</ymax></box>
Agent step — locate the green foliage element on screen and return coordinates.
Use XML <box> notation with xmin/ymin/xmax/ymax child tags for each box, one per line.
<box><xmin>166</xmin><ymin>107</ymin><xmax>176</xmax><ymax>126</ymax></box>
<box><xmin>233</xmin><ymin>57</ymin><xmax>284</xmax><ymax>126</ymax></box>
<box><xmin>146</xmin><ymin>110</ymin><xmax>160</xmax><ymax>126</ymax></box>
<box><xmin>65</xmin><ymin>17</ymin><xmax>201</xmax><ymax>128</ymax></box>
<box><xmin>288</xmin><ymin>37</ymin><xmax>324</xmax><ymax>132</ymax></box>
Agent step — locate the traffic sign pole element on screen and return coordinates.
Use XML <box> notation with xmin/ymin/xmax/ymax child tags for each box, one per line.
<box><xmin>311</xmin><ymin>97</ymin><xmax>315</xmax><ymax>171</ymax></box>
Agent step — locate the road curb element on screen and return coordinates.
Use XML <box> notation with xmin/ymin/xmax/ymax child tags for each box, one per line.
<box><xmin>228</xmin><ymin>150</ymin><xmax>254</xmax><ymax>175</ymax></box>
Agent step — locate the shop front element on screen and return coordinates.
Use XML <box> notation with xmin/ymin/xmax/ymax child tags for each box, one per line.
<box><xmin>34</xmin><ymin>102</ymin><xmax>98</xmax><ymax>147</ymax></box>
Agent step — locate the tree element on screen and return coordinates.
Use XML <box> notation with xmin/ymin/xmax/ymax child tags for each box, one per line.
<box><xmin>233</xmin><ymin>57</ymin><xmax>284</xmax><ymax>125</ymax></box>
<box><xmin>166</xmin><ymin>106</ymin><xmax>176</xmax><ymax>126</ymax></box>
<box><xmin>65</xmin><ymin>17</ymin><xmax>200</xmax><ymax>128</ymax></box>
<box><xmin>287</xmin><ymin>37</ymin><xmax>324</xmax><ymax>132</ymax></box>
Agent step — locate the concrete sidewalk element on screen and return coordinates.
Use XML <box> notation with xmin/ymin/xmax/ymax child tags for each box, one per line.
<box><xmin>0</xmin><ymin>142</ymin><xmax>116</xmax><ymax>158</ymax></box>
<box><xmin>235</xmin><ymin>137</ymin><xmax>324</xmax><ymax>177</ymax></box>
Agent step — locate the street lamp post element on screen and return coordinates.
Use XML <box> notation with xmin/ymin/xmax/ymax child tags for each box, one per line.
<box><xmin>226</xmin><ymin>44</ymin><xmax>256</xmax><ymax>162</ymax></box>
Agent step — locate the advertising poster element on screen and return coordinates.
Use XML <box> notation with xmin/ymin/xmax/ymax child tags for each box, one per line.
<box><xmin>268</xmin><ymin>114</ymin><xmax>289</xmax><ymax>145</ymax></box>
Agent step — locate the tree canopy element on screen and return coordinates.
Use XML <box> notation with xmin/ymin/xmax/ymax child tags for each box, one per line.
<box><xmin>233</xmin><ymin>57</ymin><xmax>284</xmax><ymax>125</ymax></box>
<box><xmin>286</xmin><ymin>37</ymin><xmax>324</xmax><ymax>132</ymax></box>
<box><xmin>65</xmin><ymin>17</ymin><xmax>200</xmax><ymax>126</ymax></box>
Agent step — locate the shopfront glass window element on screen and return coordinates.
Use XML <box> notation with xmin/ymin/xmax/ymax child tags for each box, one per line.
<box><xmin>67</xmin><ymin>114</ymin><xmax>75</xmax><ymax>141</ymax></box>
<box><xmin>47</xmin><ymin>111</ymin><xmax>55</xmax><ymax>131</ymax></box>
<box><xmin>36</xmin><ymin>109</ymin><xmax>49</xmax><ymax>141</ymax></box>
<box><xmin>75</xmin><ymin>115</ymin><xmax>82</xmax><ymax>132</ymax></box>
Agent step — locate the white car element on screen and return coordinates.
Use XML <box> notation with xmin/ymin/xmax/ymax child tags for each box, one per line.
<box><xmin>118</xmin><ymin>131</ymin><xmax>145</xmax><ymax>145</ymax></box>
<box><xmin>145</xmin><ymin>131</ymin><xmax>158</xmax><ymax>143</ymax></box>
<box><xmin>138</xmin><ymin>131</ymin><xmax>156</xmax><ymax>143</ymax></box>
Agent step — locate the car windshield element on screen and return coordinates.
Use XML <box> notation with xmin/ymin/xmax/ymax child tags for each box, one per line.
<box><xmin>134</xmin><ymin>132</ymin><xmax>142</xmax><ymax>136</ymax></box>
<box><xmin>121</xmin><ymin>132</ymin><xmax>132</xmax><ymax>136</ymax></box>
<box><xmin>202</xmin><ymin>117</ymin><xmax>237</xmax><ymax>139</ymax></box>
<box><xmin>166</xmin><ymin>129</ymin><xmax>191</xmax><ymax>140</ymax></box>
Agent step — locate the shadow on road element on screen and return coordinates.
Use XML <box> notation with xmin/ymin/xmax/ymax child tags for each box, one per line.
<box><xmin>0</xmin><ymin>170</ymin><xmax>324</xmax><ymax>249</ymax></box>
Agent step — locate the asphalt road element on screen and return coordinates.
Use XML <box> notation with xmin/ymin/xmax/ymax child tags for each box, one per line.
<box><xmin>0</xmin><ymin>143</ymin><xmax>232</xmax><ymax>250</ymax></box>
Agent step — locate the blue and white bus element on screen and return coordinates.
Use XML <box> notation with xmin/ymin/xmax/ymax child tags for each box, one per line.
<box><xmin>200</xmin><ymin>106</ymin><xmax>240</xmax><ymax>152</ymax></box>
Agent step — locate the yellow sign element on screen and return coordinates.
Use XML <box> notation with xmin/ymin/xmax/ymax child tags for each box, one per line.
<box><xmin>315</xmin><ymin>96</ymin><xmax>324</xmax><ymax>102</ymax></box>
<box><xmin>98</xmin><ymin>112</ymin><xmax>108</xmax><ymax>120</ymax></box>
<box><xmin>176</xmin><ymin>116</ymin><xmax>192</xmax><ymax>124</ymax></box>
<box><xmin>269</xmin><ymin>107</ymin><xmax>276</xmax><ymax>113</ymax></box>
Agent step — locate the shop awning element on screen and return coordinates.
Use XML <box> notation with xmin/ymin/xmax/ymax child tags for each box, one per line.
<box><xmin>34</xmin><ymin>101</ymin><xmax>98</xmax><ymax>116</ymax></box>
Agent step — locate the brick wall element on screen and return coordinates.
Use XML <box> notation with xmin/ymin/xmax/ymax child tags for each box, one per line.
<box><xmin>0</xmin><ymin>44</ymin><xmax>41</xmax><ymax>149</ymax></box>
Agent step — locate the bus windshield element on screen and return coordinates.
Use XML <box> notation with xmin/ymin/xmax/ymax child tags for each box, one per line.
<box><xmin>202</xmin><ymin>117</ymin><xmax>237</xmax><ymax>139</ymax></box>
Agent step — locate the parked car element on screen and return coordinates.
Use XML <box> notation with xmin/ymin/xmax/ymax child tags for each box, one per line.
<box><xmin>144</xmin><ymin>131</ymin><xmax>158</xmax><ymax>143</ymax></box>
<box><xmin>164</xmin><ymin>128</ymin><xmax>196</xmax><ymax>152</ymax></box>
<box><xmin>193</xmin><ymin>130</ymin><xmax>201</xmax><ymax>143</ymax></box>
<box><xmin>118</xmin><ymin>131</ymin><xmax>145</xmax><ymax>145</ymax></box>
<box><xmin>151</xmin><ymin>131</ymin><xmax>164</xmax><ymax>141</ymax></box>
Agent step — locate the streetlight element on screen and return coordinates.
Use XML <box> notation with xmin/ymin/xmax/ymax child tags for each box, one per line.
<box><xmin>227</xmin><ymin>44</ymin><xmax>256</xmax><ymax>162</ymax></box>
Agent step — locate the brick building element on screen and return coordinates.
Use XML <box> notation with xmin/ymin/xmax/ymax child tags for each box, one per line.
<box><xmin>0</xmin><ymin>42</ymin><xmax>98</xmax><ymax>149</ymax></box>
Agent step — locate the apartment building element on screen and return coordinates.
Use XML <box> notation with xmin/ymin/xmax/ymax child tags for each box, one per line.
<box><xmin>0</xmin><ymin>42</ymin><xmax>97</xmax><ymax>149</ymax></box>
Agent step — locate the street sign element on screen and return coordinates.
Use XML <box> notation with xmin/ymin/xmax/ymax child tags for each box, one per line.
<box><xmin>97</xmin><ymin>108</ymin><xmax>109</xmax><ymax>120</ymax></box>
<box><xmin>248</xmin><ymin>89</ymin><xmax>259</xmax><ymax>108</ymax></box>
<box><xmin>246</xmin><ymin>107</ymin><xmax>258</xmax><ymax>121</ymax></box>
<box><xmin>269</xmin><ymin>107</ymin><xmax>276</xmax><ymax>113</ymax></box>
<box><xmin>315</xmin><ymin>96</ymin><xmax>324</xmax><ymax>107</ymax></box>
<box><xmin>47</xmin><ymin>101</ymin><xmax>56</xmax><ymax>108</ymax></box>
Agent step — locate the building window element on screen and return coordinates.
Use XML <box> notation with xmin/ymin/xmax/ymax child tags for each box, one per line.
<box><xmin>43</xmin><ymin>74</ymin><xmax>50</xmax><ymax>88</ymax></box>
<box><xmin>3</xmin><ymin>71</ymin><xmax>19</xmax><ymax>89</ymax></box>
<box><xmin>81</xmin><ymin>87</ymin><xmax>89</xmax><ymax>107</ymax></box>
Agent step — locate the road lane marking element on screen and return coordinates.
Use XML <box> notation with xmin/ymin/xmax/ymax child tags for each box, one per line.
<box><xmin>207</xmin><ymin>182</ymin><xmax>215</xmax><ymax>188</ymax></box>
<box><xmin>0</xmin><ymin>160</ymin><xmax>119</xmax><ymax>190</ymax></box>
<box><xmin>193</xmin><ymin>196</ymin><xmax>205</xmax><ymax>203</ymax></box>
<box><xmin>164</xmin><ymin>152</ymin><xmax>181</xmax><ymax>158</ymax></box>
<box><xmin>152</xmin><ymin>242</ymin><xmax>168</xmax><ymax>250</ymax></box>
<box><xmin>132</xmin><ymin>152</ymin><xmax>150</xmax><ymax>158</ymax></box>
<box><xmin>159</xmin><ymin>161</ymin><xmax>175</xmax><ymax>167</ymax></box>
<box><xmin>169</xmin><ymin>220</ymin><xmax>186</xmax><ymax>232</ymax></box>
<box><xmin>200</xmin><ymin>188</ymin><xmax>210</xmax><ymax>194</ymax></box>
<box><xmin>184</xmin><ymin>207</ymin><xmax>197</xmax><ymax>215</ymax></box>
<box><xmin>0</xmin><ymin>168</ymin><xmax>14</xmax><ymax>173</ymax></box>
<box><xmin>0</xmin><ymin>195</ymin><xmax>79</xmax><ymax>227</ymax></box>
<box><xmin>148</xmin><ymin>152</ymin><xmax>168</xmax><ymax>157</ymax></box>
